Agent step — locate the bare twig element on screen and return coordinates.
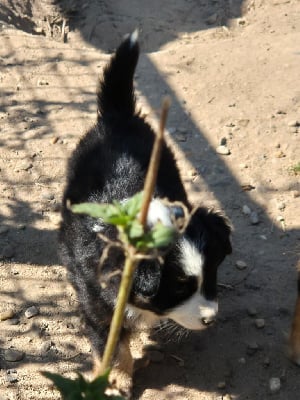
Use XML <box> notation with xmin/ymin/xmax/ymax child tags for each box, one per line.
<box><xmin>98</xmin><ymin>97</ymin><xmax>171</xmax><ymax>374</ymax></box>
<box><xmin>139</xmin><ymin>97</ymin><xmax>171</xmax><ymax>228</ymax></box>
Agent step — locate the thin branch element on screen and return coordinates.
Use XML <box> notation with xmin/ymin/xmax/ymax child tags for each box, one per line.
<box><xmin>98</xmin><ymin>97</ymin><xmax>171</xmax><ymax>375</ymax></box>
<box><xmin>139</xmin><ymin>96</ymin><xmax>171</xmax><ymax>228</ymax></box>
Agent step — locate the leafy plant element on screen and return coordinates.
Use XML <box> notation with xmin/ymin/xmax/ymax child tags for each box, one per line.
<box><xmin>42</xmin><ymin>370</ymin><xmax>123</xmax><ymax>400</ymax></box>
<box><xmin>72</xmin><ymin>193</ymin><xmax>176</xmax><ymax>251</ymax></box>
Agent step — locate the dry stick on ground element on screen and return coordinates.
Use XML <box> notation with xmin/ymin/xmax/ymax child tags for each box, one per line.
<box><xmin>99</xmin><ymin>96</ymin><xmax>171</xmax><ymax>374</ymax></box>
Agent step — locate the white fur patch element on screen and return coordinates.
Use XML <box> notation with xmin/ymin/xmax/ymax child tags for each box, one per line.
<box><xmin>92</xmin><ymin>221</ymin><xmax>105</xmax><ymax>232</ymax></box>
<box><xmin>179</xmin><ymin>238</ymin><xmax>204</xmax><ymax>278</ymax></box>
<box><xmin>125</xmin><ymin>304</ymin><xmax>159</xmax><ymax>329</ymax></box>
<box><xmin>147</xmin><ymin>199</ymin><xmax>173</xmax><ymax>228</ymax></box>
<box><xmin>167</xmin><ymin>292</ymin><xmax>218</xmax><ymax>330</ymax></box>
<box><xmin>130</xmin><ymin>29</ymin><xmax>139</xmax><ymax>47</ymax></box>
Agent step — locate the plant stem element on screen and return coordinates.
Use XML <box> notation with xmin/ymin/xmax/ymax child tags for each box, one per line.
<box><xmin>99</xmin><ymin>97</ymin><xmax>171</xmax><ymax>374</ymax></box>
<box><xmin>100</xmin><ymin>246</ymin><xmax>138</xmax><ymax>372</ymax></box>
<box><xmin>139</xmin><ymin>96</ymin><xmax>171</xmax><ymax>228</ymax></box>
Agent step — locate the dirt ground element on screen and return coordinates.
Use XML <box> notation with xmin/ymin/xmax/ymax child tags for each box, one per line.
<box><xmin>0</xmin><ymin>0</ymin><xmax>299</xmax><ymax>399</ymax></box>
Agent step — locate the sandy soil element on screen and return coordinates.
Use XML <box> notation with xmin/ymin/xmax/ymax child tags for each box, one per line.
<box><xmin>0</xmin><ymin>0</ymin><xmax>299</xmax><ymax>399</ymax></box>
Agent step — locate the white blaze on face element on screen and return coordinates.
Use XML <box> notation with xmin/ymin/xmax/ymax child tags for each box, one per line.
<box><xmin>167</xmin><ymin>237</ymin><xmax>218</xmax><ymax>330</ymax></box>
<box><xmin>147</xmin><ymin>199</ymin><xmax>173</xmax><ymax>227</ymax></box>
<box><xmin>167</xmin><ymin>294</ymin><xmax>218</xmax><ymax>330</ymax></box>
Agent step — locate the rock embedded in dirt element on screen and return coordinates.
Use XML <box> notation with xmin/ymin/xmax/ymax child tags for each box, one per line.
<box><xmin>247</xmin><ymin>307</ymin><xmax>258</xmax><ymax>317</ymax></box>
<box><xmin>4</xmin><ymin>349</ymin><xmax>25</xmax><ymax>362</ymax></box>
<box><xmin>40</xmin><ymin>341</ymin><xmax>53</xmax><ymax>356</ymax></box>
<box><xmin>235</xmin><ymin>260</ymin><xmax>247</xmax><ymax>270</ymax></box>
<box><xmin>217</xmin><ymin>381</ymin><xmax>226</xmax><ymax>389</ymax></box>
<box><xmin>269</xmin><ymin>377</ymin><xmax>281</xmax><ymax>393</ymax></box>
<box><xmin>25</xmin><ymin>306</ymin><xmax>39</xmax><ymax>319</ymax></box>
<box><xmin>263</xmin><ymin>357</ymin><xmax>271</xmax><ymax>367</ymax></box>
<box><xmin>6</xmin><ymin>369</ymin><xmax>18</xmax><ymax>384</ymax></box>
<box><xmin>37</xmin><ymin>79</ymin><xmax>49</xmax><ymax>86</ymax></box>
<box><xmin>216</xmin><ymin>145</ymin><xmax>230</xmax><ymax>155</ymax></box>
<box><xmin>250</xmin><ymin>211</ymin><xmax>260</xmax><ymax>225</ymax></box>
<box><xmin>246</xmin><ymin>341</ymin><xmax>260</xmax><ymax>356</ymax></box>
<box><xmin>0</xmin><ymin>310</ymin><xmax>15</xmax><ymax>321</ymax></box>
<box><xmin>288</xmin><ymin>120</ymin><xmax>299</xmax><ymax>127</ymax></box>
<box><xmin>254</xmin><ymin>318</ymin><xmax>265</xmax><ymax>329</ymax></box>
<box><xmin>206</xmin><ymin>13</ymin><xmax>218</xmax><ymax>25</ymax></box>
<box><xmin>242</xmin><ymin>205</ymin><xmax>251</xmax><ymax>215</ymax></box>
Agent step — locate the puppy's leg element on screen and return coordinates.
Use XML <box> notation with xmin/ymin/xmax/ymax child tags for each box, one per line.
<box><xmin>93</xmin><ymin>331</ymin><xmax>134</xmax><ymax>399</ymax></box>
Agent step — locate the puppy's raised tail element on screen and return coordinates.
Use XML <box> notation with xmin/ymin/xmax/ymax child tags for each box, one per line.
<box><xmin>97</xmin><ymin>30</ymin><xmax>139</xmax><ymax>120</ymax></box>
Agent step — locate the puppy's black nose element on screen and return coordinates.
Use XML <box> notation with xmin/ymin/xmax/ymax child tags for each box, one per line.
<box><xmin>201</xmin><ymin>316</ymin><xmax>215</xmax><ymax>326</ymax></box>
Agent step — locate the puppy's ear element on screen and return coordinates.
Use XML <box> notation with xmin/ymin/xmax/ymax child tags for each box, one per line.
<box><xmin>187</xmin><ymin>207</ymin><xmax>232</xmax><ymax>256</ymax></box>
<box><xmin>132</xmin><ymin>260</ymin><xmax>161</xmax><ymax>298</ymax></box>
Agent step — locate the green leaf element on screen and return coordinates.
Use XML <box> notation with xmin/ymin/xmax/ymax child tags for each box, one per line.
<box><xmin>42</xmin><ymin>372</ymin><xmax>83</xmax><ymax>399</ymax></box>
<box><xmin>89</xmin><ymin>370</ymin><xmax>110</xmax><ymax>394</ymax></box>
<box><xmin>71</xmin><ymin>203</ymin><xmax>114</xmax><ymax>220</ymax></box>
<box><xmin>127</xmin><ymin>220</ymin><xmax>144</xmax><ymax>239</ymax></box>
<box><xmin>150</xmin><ymin>224</ymin><xmax>176</xmax><ymax>248</ymax></box>
<box><xmin>122</xmin><ymin>192</ymin><xmax>143</xmax><ymax>217</ymax></box>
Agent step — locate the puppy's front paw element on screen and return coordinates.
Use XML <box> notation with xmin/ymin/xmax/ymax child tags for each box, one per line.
<box><xmin>108</xmin><ymin>367</ymin><xmax>133</xmax><ymax>399</ymax></box>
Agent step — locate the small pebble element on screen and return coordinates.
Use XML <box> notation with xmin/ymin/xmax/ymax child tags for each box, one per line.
<box><xmin>269</xmin><ymin>377</ymin><xmax>281</xmax><ymax>393</ymax></box>
<box><xmin>288</xmin><ymin>120</ymin><xmax>299</xmax><ymax>127</ymax></box>
<box><xmin>216</xmin><ymin>145</ymin><xmax>230</xmax><ymax>155</ymax></box>
<box><xmin>4</xmin><ymin>349</ymin><xmax>25</xmax><ymax>362</ymax></box>
<box><xmin>292</xmin><ymin>190</ymin><xmax>300</xmax><ymax>198</ymax></box>
<box><xmin>6</xmin><ymin>369</ymin><xmax>18</xmax><ymax>384</ymax></box>
<box><xmin>236</xmin><ymin>260</ymin><xmax>247</xmax><ymax>270</ymax></box>
<box><xmin>263</xmin><ymin>357</ymin><xmax>270</xmax><ymax>367</ymax></box>
<box><xmin>275</xmin><ymin>150</ymin><xmax>286</xmax><ymax>158</ymax></box>
<box><xmin>277</xmin><ymin>202</ymin><xmax>286</xmax><ymax>211</ymax></box>
<box><xmin>238</xmin><ymin>18</ymin><xmax>247</xmax><ymax>25</ymax></box>
<box><xmin>42</xmin><ymin>193</ymin><xmax>55</xmax><ymax>201</ymax></box>
<box><xmin>25</xmin><ymin>306</ymin><xmax>39</xmax><ymax>319</ymax></box>
<box><xmin>250</xmin><ymin>211</ymin><xmax>260</xmax><ymax>225</ymax></box>
<box><xmin>238</xmin><ymin>357</ymin><xmax>246</xmax><ymax>364</ymax></box>
<box><xmin>7</xmin><ymin>318</ymin><xmax>19</xmax><ymax>326</ymax></box>
<box><xmin>174</xmin><ymin>132</ymin><xmax>187</xmax><ymax>142</ymax></box>
<box><xmin>206</xmin><ymin>13</ymin><xmax>218</xmax><ymax>25</ymax></box>
<box><xmin>217</xmin><ymin>381</ymin><xmax>226</xmax><ymax>389</ymax></box>
<box><xmin>51</xmin><ymin>136</ymin><xmax>59</xmax><ymax>144</ymax></box>
<box><xmin>247</xmin><ymin>307</ymin><xmax>258</xmax><ymax>317</ymax></box>
<box><xmin>0</xmin><ymin>310</ymin><xmax>15</xmax><ymax>321</ymax></box>
<box><xmin>242</xmin><ymin>205</ymin><xmax>251</xmax><ymax>215</ymax></box>
<box><xmin>188</xmin><ymin>169</ymin><xmax>198</xmax><ymax>178</ymax></box>
<box><xmin>19</xmin><ymin>162</ymin><xmax>33</xmax><ymax>171</ymax></box>
<box><xmin>40</xmin><ymin>341</ymin><xmax>53</xmax><ymax>356</ymax></box>
<box><xmin>239</xmin><ymin>163</ymin><xmax>248</xmax><ymax>169</ymax></box>
<box><xmin>37</xmin><ymin>79</ymin><xmax>49</xmax><ymax>86</ymax></box>
<box><xmin>255</xmin><ymin>318</ymin><xmax>265</xmax><ymax>329</ymax></box>
<box><xmin>246</xmin><ymin>341</ymin><xmax>259</xmax><ymax>355</ymax></box>
<box><xmin>259</xmin><ymin>235</ymin><xmax>267</xmax><ymax>240</ymax></box>
<box><xmin>277</xmin><ymin>215</ymin><xmax>284</xmax><ymax>222</ymax></box>
<box><xmin>220</xmin><ymin>137</ymin><xmax>227</xmax><ymax>146</ymax></box>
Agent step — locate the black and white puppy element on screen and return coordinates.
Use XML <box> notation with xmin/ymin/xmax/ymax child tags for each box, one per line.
<box><xmin>58</xmin><ymin>31</ymin><xmax>232</xmax><ymax>397</ymax></box>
